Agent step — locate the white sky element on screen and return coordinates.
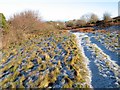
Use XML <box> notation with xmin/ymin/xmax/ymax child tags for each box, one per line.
<box><xmin>0</xmin><ymin>0</ymin><xmax>119</xmax><ymax>21</ymax></box>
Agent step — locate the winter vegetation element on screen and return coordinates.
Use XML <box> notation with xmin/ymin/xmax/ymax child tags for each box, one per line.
<box><xmin>0</xmin><ymin>10</ymin><xmax>90</xmax><ymax>88</ymax></box>
<box><xmin>0</xmin><ymin>10</ymin><xmax>120</xmax><ymax>88</ymax></box>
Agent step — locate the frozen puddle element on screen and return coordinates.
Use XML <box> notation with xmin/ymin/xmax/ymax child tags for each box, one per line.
<box><xmin>73</xmin><ymin>32</ymin><xmax>120</xmax><ymax>88</ymax></box>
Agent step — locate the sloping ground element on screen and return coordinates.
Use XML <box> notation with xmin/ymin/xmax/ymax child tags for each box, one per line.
<box><xmin>93</xmin><ymin>25</ymin><xmax>120</xmax><ymax>31</ymax></box>
<box><xmin>95</xmin><ymin>16</ymin><xmax>120</xmax><ymax>29</ymax></box>
<box><xmin>93</xmin><ymin>31</ymin><xmax>119</xmax><ymax>62</ymax></box>
<box><xmin>73</xmin><ymin>32</ymin><xmax>120</xmax><ymax>88</ymax></box>
<box><xmin>104</xmin><ymin>25</ymin><xmax>120</xmax><ymax>31</ymax></box>
<box><xmin>71</xmin><ymin>27</ymin><xmax>95</xmax><ymax>33</ymax></box>
<box><xmin>0</xmin><ymin>30</ymin><xmax>90</xmax><ymax>88</ymax></box>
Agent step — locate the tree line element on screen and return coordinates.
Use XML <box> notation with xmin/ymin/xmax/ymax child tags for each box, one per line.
<box><xmin>65</xmin><ymin>12</ymin><xmax>113</xmax><ymax>28</ymax></box>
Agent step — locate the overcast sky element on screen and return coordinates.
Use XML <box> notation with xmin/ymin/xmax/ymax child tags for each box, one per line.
<box><xmin>0</xmin><ymin>0</ymin><xmax>119</xmax><ymax>21</ymax></box>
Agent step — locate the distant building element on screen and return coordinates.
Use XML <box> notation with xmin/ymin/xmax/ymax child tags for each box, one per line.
<box><xmin>118</xmin><ymin>1</ymin><xmax>120</xmax><ymax>16</ymax></box>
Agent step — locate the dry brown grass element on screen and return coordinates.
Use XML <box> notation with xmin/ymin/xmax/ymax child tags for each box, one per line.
<box><xmin>2</xmin><ymin>10</ymin><xmax>57</xmax><ymax>49</ymax></box>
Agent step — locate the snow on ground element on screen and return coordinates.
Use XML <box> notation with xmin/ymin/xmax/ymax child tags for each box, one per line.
<box><xmin>72</xmin><ymin>32</ymin><xmax>120</xmax><ymax>88</ymax></box>
<box><xmin>73</xmin><ymin>32</ymin><xmax>92</xmax><ymax>88</ymax></box>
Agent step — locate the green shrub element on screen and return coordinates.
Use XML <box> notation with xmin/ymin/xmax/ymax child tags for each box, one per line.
<box><xmin>0</xmin><ymin>13</ymin><xmax>7</xmax><ymax>29</ymax></box>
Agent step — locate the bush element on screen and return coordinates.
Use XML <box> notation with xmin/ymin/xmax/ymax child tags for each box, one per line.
<box><xmin>75</xmin><ymin>19</ymin><xmax>86</xmax><ymax>27</ymax></box>
<box><xmin>2</xmin><ymin>10</ymin><xmax>57</xmax><ymax>49</ymax></box>
<box><xmin>8</xmin><ymin>10</ymin><xmax>43</xmax><ymax>33</ymax></box>
<box><xmin>65</xmin><ymin>21</ymin><xmax>74</xmax><ymax>27</ymax></box>
<box><xmin>89</xmin><ymin>13</ymin><xmax>98</xmax><ymax>24</ymax></box>
<box><xmin>103</xmin><ymin>12</ymin><xmax>112</xmax><ymax>22</ymax></box>
<box><xmin>46</xmin><ymin>21</ymin><xmax>66</xmax><ymax>30</ymax></box>
<box><xmin>0</xmin><ymin>13</ymin><xmax>7</xmax><ymax>29</ymax></box>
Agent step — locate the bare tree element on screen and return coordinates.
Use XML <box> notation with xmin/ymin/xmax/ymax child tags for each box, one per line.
<box><xmin>75</xmin><ymin>19</ymin><xmax>86</xmax><ymax>27</ymax></box>
<box><xmin>103</xmin><ymin>12</ymin><xmax>112</xmax><ymax>22</ymax></box>
<box><xmin>81</xmin><ymin>14</ymin><xmax>90</xmax><ymax>23</ymax></box>
<box><xmin>8</xmin><ymin>10</ymin><xmax>42</xmax><ymax>33</ymax></box>
<box><xmin>89</xmin><ymin>13</ymin><xmax>99</xmax><ymax>24</ymax></box>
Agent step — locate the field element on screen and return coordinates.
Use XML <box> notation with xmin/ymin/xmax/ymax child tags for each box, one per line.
<box><xmin>0</xmin><ymin>11</ymin><xmax>120</xmax><ymax>88</ymax></box>
<box><xmin>73</xmin><ymin>29</ymin><xmax>120</xmax><ymax>88</ymax></box>
<box><xmin>0</xmin><ymin>30</ymin><xmax>90</xmax><ymax>88</ymax></box>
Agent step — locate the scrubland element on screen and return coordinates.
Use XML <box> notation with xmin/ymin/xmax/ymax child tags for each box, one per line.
<box><xmin>0</xmin><ymin>11</ymin><xmax>90</xmax><ymax>88</ymax></box>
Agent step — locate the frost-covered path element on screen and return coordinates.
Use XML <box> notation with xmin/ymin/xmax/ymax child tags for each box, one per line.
<box><xmin>73</xmin><ymin>32</ymin><xmax>120</xmax><ymax>88</ymax></box>
<box><xmin>88</xmin><ymin>33</ymin><xmax>120</xmax><ymax>66</ymax></box>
